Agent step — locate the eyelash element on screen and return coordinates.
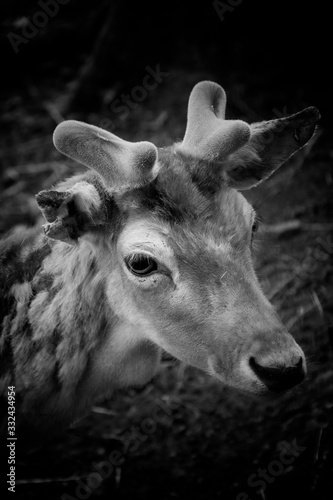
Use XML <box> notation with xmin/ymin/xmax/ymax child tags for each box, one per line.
<box><xmin>125</xmin><ymin>253</ymin><xmax>158</xmax><ymax>276</ymax></box>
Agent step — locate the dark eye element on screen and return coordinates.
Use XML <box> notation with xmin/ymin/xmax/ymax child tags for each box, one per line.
<box><xmin>252</xmin><ymin>219</ymin><xmax>259</xmax><ymax>235</ymax></box>
<box><xmin>251</xmin><ymin>219</ymin><xmax>260</xmax><ymax>242</ymax></box>
<box><xmin>125</xmin><ymin>254</ymin><xmax>158</xmax><ymax>276</ymax></box>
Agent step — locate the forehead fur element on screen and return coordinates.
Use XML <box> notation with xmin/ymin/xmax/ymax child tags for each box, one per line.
<box><xmin>118</xmin><ymin>146</ymin><xmax>253</xmax><ymax>233</ymax></box>
<box><xmin>164</xmin><ymin>195</ymin><xmax>253</xmax><ymax>284</ymax></box>
<box><xmin>118</xmin><ymin>148</ymin><xmax>211</xmax><ymax>220</ymax></box>
<box><xmin>118</xmin><ymin>146</ymin><xmax>252</xmax><ymax>222</ymax></box>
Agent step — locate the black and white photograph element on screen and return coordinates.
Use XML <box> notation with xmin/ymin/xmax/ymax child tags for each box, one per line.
<box><xmin>0</xmin><ymin>1</ymin><xmax>332</xmax><ymax>499</ymax></box>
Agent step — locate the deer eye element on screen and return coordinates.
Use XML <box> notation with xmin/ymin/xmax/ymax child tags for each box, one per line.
<box><xmin>252</xmin><ymin>219</ymin><xmax>259</xmax><ymax>235</ymax></box>
<box><xmin>125</xmin><ymin>254</ymin><xmax>158</xmax><ymax>276</ymax></box>
<box><xmin>251</xmin><ymin>218</ymin><xmax>260</xmax><ymax>243</ymax></box>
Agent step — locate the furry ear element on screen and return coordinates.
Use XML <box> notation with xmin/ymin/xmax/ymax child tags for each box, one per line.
<box><xmin>36</xmin><ymin>180</ymin><xmax>107</xmax><ymax>244</ymax></box>
<box><xmin>225</xmin><ymin>107</ymin><xmax>321</xmax><ymax>190</ymax></box>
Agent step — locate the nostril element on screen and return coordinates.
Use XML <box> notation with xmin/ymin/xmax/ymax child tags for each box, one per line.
<box><xmin>249</xmin><ymin>356</ymin><xmax>305</xmax><ymax>392</ymax></box>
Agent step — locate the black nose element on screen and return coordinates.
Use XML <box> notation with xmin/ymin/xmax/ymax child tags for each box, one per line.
<box><xmin>249</xmin><ymin>356</ymin><xmax>305</xmax><ymax>392</ymax></box>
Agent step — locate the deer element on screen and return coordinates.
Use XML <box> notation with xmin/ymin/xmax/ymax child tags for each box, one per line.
<box><xmin>0</xmin><ymin>81</ymin><xmax>320</xmax><ymax>435</ymax></box>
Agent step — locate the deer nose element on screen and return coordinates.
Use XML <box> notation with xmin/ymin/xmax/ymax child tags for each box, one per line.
<box><xmin>249</xmin><ymin>356</ymin><xmax>305</xmax><ymax>392</ymax></box>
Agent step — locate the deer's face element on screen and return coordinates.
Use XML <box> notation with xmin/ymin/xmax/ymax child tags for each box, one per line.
<box><xmin>108</xmin><ymin>166</ymin><xmax>306</xmax><ymax>395</ymax></box>
<box><xmin>39</xmin><ymin>81</ymin><xmax>319</xmax><ymax>395</ymax></box>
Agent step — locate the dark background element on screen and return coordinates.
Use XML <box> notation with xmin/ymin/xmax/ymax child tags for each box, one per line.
<box><xmin>1</xmin><ymin>0</ymin><xmax>332</xmax><ymax>121</ymax></box>
<box><xmin>0</xmin><ymin>1</ymin><xmax>333</xmax><ymax>499</ymax></box>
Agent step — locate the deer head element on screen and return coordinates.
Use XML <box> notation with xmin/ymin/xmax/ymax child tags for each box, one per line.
<box><xmin>37</xmin><ymin>81</ymin><xmax>320</xmax><ymax>395</ymax></box>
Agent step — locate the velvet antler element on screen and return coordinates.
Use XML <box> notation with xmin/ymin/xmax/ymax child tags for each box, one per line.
<box><xmin>178</xmin><ymin>81</ymin><xmax>251</xmax><ymax>162</ymax></box>
<box><xmin>53</xmin><ymin>121</ymin><xmax>159</xmax><ymax>191</ymax></box>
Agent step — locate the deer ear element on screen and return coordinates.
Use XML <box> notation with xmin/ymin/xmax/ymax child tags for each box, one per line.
<box><xmin>225</xmin><ymin>107</ymin><xmax>320</xmax><ymax>190</ymax></box>
<box><xmin>36</xmin><ymin>181</ymin><xmax>107</xmax><ymax>244</ymax></box>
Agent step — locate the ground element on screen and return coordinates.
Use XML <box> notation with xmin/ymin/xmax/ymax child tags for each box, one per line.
<box><xmin>1</xmin><ymin>69</ymin><xmax>333</xmax><ymax>500</ymax></box>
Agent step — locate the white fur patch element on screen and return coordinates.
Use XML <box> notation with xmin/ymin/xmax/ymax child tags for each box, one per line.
<box><xmin>69</xmin><ymin>182</ymin><xmax>101</xmax><ymax>217</ymax></box>
<box><xmin>10</xmin><ymin>282</ymin><xmax>32</xmax><ymax>304</ymax></box>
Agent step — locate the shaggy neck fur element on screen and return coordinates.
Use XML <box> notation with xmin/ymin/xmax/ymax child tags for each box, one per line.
<box><xmin>1</xmin><ymin>234</ymin><xmax>112</xmax><ymax>430</ymax></box>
